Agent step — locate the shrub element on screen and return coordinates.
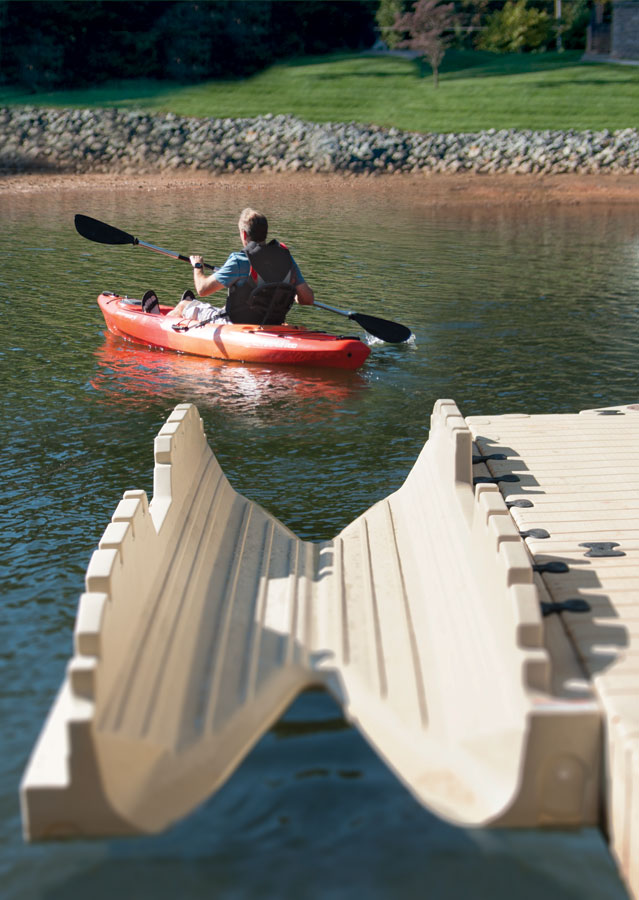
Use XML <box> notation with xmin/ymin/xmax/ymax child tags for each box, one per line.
<box><xmin>0</xmin><ymin>0</ymin><xmax>377</xmax><ymax>90</ymax></box>
<box><xmin>376</xmin><ymin>0</ymin><xmax>406</xmax><ymax>48</ymax></box>
<box><xmin>17</xmin><ymin>34</ymin><xmax>65</xmax><ymax>92</ymax></box>
<box><xmin>478</xmin><ymin>0</ymin><xmax>552</xmax><ymax>52</ymax></box>
<box><xmin>560</xmin><ymin>0</ymin><xmax>590</xmax><ymax>50</ymax></box>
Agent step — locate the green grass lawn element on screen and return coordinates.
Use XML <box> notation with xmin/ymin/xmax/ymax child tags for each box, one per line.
<box><xmin>2</xmin><ymin>50</ymin><xmax>638</xmax><ymax>132</ymax></box>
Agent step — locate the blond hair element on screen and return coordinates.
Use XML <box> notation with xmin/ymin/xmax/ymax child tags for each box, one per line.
<box><xmin>238</xmin><ymin>208</ymin><xmax>268</xmax><ymax>243</ymax></box>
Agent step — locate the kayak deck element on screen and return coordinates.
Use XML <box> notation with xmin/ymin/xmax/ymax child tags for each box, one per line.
<box><xmin>98</xmin><ymin>292</ymin><xmax>371</xmax><ymax>370</ymax></box>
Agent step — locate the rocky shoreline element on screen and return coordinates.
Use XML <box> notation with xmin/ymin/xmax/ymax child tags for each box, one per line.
<box><xmin>2</xmin><ymin>106</ymin><xmax>639</xmax><ymax>176</ymax></box>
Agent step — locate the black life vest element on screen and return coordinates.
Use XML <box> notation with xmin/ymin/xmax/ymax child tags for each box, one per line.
<box><xmin>225</xmin><ymin>240</ymin><xmax>296</xmax><ymax>325</ymax></box>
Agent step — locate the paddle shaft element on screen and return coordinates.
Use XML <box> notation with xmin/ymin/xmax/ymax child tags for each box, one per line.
<box><xmin>314</xmin><ymin>301</ymin><xmax>355</xmax><ymax>317</ymax></box>
<box><xmin>136</xmin><ymin>239</ymin><xmax>216</xmax><ymax>271</ymax></box>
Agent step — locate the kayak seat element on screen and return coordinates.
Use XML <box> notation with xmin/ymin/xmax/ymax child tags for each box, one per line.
<box><xmin>142</xmin><ymin>290</ymin><xmax>161</xmax><ymax>315</ymax></box>
<box><xmin>247</xmin><ymin>281</ymin><xmax>297</xmax><ymax>326</ymax></box>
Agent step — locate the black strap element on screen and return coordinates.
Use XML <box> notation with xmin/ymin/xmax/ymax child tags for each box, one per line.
<box><xmin>248</xmin><ymin>281</ymin><xmax>297</xmax><ymax>326</ymax></box>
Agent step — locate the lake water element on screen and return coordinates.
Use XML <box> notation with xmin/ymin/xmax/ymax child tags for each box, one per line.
<box><xmin>2</xmin><ymin>177</ymin><xmax>638</xmax><ymax>899</ymax></box>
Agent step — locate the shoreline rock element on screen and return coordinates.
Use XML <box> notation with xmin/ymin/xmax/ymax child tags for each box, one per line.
<box><xmin>2</xmin><ymin>106</ymin><xmax>639</xmax><ymax>175</ymax></box>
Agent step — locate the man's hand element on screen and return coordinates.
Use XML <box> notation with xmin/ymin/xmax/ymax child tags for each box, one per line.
<box><xmin>190</xmin><ymin>254</ymin><xmax>223</xmax><ymax>298</ymax></box>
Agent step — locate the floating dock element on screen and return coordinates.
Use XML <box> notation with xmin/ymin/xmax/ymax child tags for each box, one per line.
<box><xmin>20</xmin><ymin>401</ymin><xmax>638</xmax><ymax>896</ymax></box>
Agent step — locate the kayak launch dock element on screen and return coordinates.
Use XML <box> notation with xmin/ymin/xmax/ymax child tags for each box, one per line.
<box><xmin>20</xmin><ymin>401</ymin><xmax>639</xmax><ymax>896</ymax></box>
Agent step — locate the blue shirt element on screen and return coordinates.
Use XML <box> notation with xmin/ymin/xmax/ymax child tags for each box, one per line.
<box><xmin>214</xmin><ymin>249</ymin><xmax>305</xmax><ymax>289</ymax></box>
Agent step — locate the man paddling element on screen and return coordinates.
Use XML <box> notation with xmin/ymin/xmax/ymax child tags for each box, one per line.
<box><xmin>168</xmin><ymin>208</ymin><xmax>314</xmax><ymax>326</ymax></box>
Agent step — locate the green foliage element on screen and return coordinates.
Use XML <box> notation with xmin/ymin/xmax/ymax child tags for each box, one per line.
<box><xmin>478</xmin><ymin>0</ymin><xmax>552</xmax><ymax>53</ymax></box>
<box><xmin>280</xmin><ymin>1</ymin><xmax>377</xmax><ymax>55</ymax></box>
<box><xmin>0</xmin><ymin>0</ymin><xmax>377</xmax><ymax>91</ymax></box>
<box><xmin>560</xmin><ymin>0</ymin><xmax>591</xmax><ymax>50</ymax></box>
<box><xmin>17</xmin><ymin>34</ymin><xmax>64</xmax><ymax>92</ymax></box>
<box><xmin>455</xmin><ymin>0</ymin><xmax>505</xmax><ymax>50</ymax></box>
<box><xmin>150</xmin><ymin>2</ymin><xmax>273</xmax><ymax>83</ymax></box>
<box><xmin>375</xmin><ymin>0</ymin><xmax>406</xmax><ymax>48</ymax></box>
<box><xmin>1</xmin><ymin>1</ymin><xmax>168</xmax><ymax>89</ymax></box>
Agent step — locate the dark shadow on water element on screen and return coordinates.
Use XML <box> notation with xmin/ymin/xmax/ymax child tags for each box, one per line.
<box><xmin>39</xmin><ymin>691</ymin><xmax>627</xmax><ymax>900</ymax></box>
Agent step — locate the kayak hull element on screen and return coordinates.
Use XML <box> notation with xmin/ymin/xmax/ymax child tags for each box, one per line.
<box><xmin>97</xmin><ymin>293</ymin><xmax>371</xmax><ymax>370</ymax></box>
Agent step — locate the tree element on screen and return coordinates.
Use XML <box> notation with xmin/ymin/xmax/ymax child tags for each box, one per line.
<box><xmin>394</xmin><ymin>0</ymin><xmax>458</xmax><ymax>88</ymax></box>
<box><xmin>0</xmin><ymin>1</ymin><xmax>378</xmax><ymax>91</ymax></box>
<box><xmin>477</xmin><ymin>0</ymin><xmax>551</xmax><ymax>53</ymax></box>
<box><xmin>376</xmin><ymin>0</ymin><xmax>406</xmax><ymax>48</ymax></box>
<box><xmin>457</xmin><ymin>0</ymin><xmax>493</xmax><ymax>49</ymax></box>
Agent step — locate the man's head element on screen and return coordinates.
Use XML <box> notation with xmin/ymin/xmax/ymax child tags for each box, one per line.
<box><xmin>238</xmin><ymin>208</ymin><xmax>268</xmax><ymax>245</ymax></box>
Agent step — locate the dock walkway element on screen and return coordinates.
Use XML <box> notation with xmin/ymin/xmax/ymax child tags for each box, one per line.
<box><xmin>20</xmin><ymin>401</ymin><xmax>639</xmax><ymax>897</ymax></box>
<box><xmin>467</xmin><ymin>405</ymin><xmax>639</xmax><ymax>895</ymax></box>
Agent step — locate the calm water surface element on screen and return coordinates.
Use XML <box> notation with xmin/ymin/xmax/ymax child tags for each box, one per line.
<box><xmin>2</xmin><ymin>179</ymin><xmax>638</xmax><ymax>899</ymax></box>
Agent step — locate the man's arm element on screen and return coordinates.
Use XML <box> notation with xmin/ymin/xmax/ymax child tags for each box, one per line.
<box><xmin>295</xmin><ymin>281</ymin><xmax>314</xmax><ymax>306</ymax></box>
<box><xmin>190</xmin><ymin>255</ymin><xmax>225</xmax><ymax>297</ymax></box>
<box><xmin>289</xmin><ymin>256</ymin><xmax>314</xmax><ymax>306</ymax></box>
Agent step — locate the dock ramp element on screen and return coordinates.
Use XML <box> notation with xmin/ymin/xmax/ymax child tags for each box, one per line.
<box><xmin>21</xmin><ymin>401</ymin><xmax>601</xmax><ymax>840</ymax></box>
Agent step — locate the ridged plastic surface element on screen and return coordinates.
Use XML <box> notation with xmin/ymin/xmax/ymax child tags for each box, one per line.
<box><xmin>21</xmin><ymin>401</ymin><xmax>602</xmax><ymax>843</ymax></box>
<box><xmin>467</xmin><ymin>403</ymin><xmax>639</xmax><ymax>900</ymax></box>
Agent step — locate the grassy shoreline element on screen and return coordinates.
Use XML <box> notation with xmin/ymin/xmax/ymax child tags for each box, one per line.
<box><xmin>2</xmin><ymin>51</ymin><xmax>638</xmax><ymax>133</ymax></box>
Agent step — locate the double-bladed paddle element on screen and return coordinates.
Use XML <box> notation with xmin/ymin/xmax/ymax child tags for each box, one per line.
<box><xmin>312</xmin><ymin>301</ymin><xmax>411</xmax><ymax>344</ymax></box>
<box><xmin>74</xmin><ymin>214</ymin><xmax>217</xmax><ymax>271</ymax></box>
<box><xmin>74</xmin><ymin>214</ymin><xmax>412</xmax><ymax>343</ymax></box>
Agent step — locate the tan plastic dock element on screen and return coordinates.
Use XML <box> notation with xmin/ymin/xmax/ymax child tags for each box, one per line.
<box><xmin>20</xmin><ymin>401</ymin><xmax>638</xmax><ymax>896</ymax></box>
<box><xmin>467</xmin><ymin>404</ymin><xmax>639</xmax><ymax>898</ymax></box>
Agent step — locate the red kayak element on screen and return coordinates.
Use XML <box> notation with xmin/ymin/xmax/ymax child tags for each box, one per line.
<box><xmin>97</xmin><ymin>292</ymin><xmax>371</xmax><ymax>370</ymax></box>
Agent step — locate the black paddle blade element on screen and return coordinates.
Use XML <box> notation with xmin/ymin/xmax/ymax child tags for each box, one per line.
<box><xmin>350</xmin><ymin>312</ymin><xmax>412</xmax><ymax>344</ymax></box>
<box><xmin>74</xmin><ymin>214</ymin><xmax>136</xmax><ymax>246</ymax></box>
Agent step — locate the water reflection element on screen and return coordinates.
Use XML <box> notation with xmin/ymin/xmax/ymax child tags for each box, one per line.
<box><xmin>91</xmin><ymin>332</ymin><xmax>367</xmax><ymax>418</ymax></box>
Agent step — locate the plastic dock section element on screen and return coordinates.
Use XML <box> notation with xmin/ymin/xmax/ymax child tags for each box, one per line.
<box><xmin>467</xmin><ymin>404</ymin><xmax>639</xmax><ymax>898</ymax></box>
<box><xmin>20</xmin><ymin>401</ymin><xmax>638</xmax><ymax>895</ymax></box>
